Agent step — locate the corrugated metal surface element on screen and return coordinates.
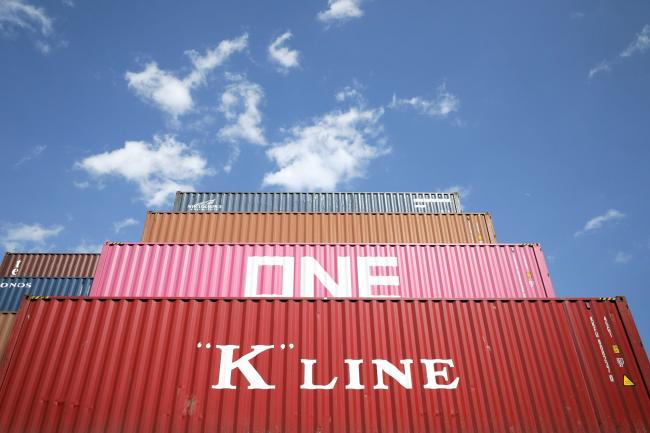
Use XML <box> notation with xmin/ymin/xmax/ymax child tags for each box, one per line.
<box><xmin>0</xmin><ymin>297</ymin><xmax>648</xmax><ymax>433</ymax></box>
<box><xmin>173</xmin><ymin>191</ymin><xmax>463</xmax><ymax>213</ymax></box>
<box><xmin>0</xmin><ymin>278</ymin><xmax>92</xmax><ymax>312</ymax></box>
<box><xmin>0</xmin><ymin>313</ymin><xmax>14</xmax><ymax>361</ymax></box>
<box><xmin>92</xmin><ymin>242</ymin><xmax>554</xmax><ymax>298</ymax></box>
<box><xmin>0</xmin><ymin>253</ymin><xmax>99</xmax><ymax>277</ymax></box>
<box><xmin>142</xmin><ymin>212</ymin><xmax>496</xmax><ymax>244</ymax></box>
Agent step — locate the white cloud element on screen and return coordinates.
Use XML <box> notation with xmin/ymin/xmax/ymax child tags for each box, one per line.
<box><xmin>263</xmin><ymin>105</ymin><xmax>388</xmax><ymax>190</ymax></box>
<box><xmin>588</xmin><ymin>60</ymin><xmax>611</xmax><ymax>79</ymax></box>
<box><xmin>574</xmin><ymin>209</ymin><xmax>625</xmax><ymax>237</ymax></box>
<box><xmin>614</xmin><ymin>251</ymin><xmax>632</xmax><ymax>264</ymax></box>
<box><xmin>0</xmin><ymin>0</ymin><xmax>53</xmax><ymax>36</ymax></box>
<box><xmin>222</xmin><ymin>143</ymin><xmax>241</xmax><ymax>174</ymax></box>
<box><xmin>335</xmin><ymin>85</ymin><xmax>364</xmax><ymax>103</ymax></box>
<box><xmin>72</xmin><ymin>241</ymin><xmax>103</xmax><ymax>253</ymax></box>
<box><xmin>184</xmin><ymin>34</ymin><xmax>249</xmax><ymax>86</ymax></box>
<box><xmin>570</xmin><ymin>12</ymin><xmax>585</xmax><ymax>19</ymax></box>
<box><xmin>317</xmin><ymin>0</ymin><xmax>363</xmax><ymax>23</ymax></box>
<box><xmin>268</xmin><ymin>31</ymin><xmax>300</xmax><ymax>72</ymax></box>
<box><xmin>0</xmin><ymin>222</ymin><xmax>63</xmax><ymax>251</ymax></box>
<box><xmin>620</xmin><ymin>24</ymin><xmax>650</xmax><ymax>58</ymax></box>
<box><xmin>218</xmin><ymin>75</ymin><xmax>266</xmax><ymax>146</ymax></box>
<box><xmin>125</xmin><ymin>64</ymin><xmax>194</xmax><ymax>117</ymax></box>
<box><xmin>75</xmin><ymin>135</ymin><xmax>213</xmax><ymax>206</ymax></box>
<box><xmin>113</xmin><ymin>217</ymin><xmax>138</xmax><ymax>233</ymax></box>
<box><xmin>125</xmin><ymin>33</ymin><xmax>248</xmax><ymax>118</ymax></box>
<box><xmin>441</xmin><ymin>185</ymin><xmax>471</xmax><ymax>199</ymax></box>
<box><xmin>14</xmin><ymin>144</ymin><xmax>46</xmax><ymax>167</ymax></box>
<box><xmin>73</xmin><ymin>180</ymin><xmax>90</xmax><ymax>189</ymax></box>
<box><xmin>389</xmin><ymin>84</ymin><xmax>460</xmax><ymax>118</ymax></box>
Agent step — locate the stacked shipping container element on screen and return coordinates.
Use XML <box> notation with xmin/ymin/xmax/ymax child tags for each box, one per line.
<box><xmin>0</xmin><ymin>298</ymin><xmax>648</xmax><ymax>433</ymax></box>
<box><xmin>91</xmin><ymin>242</ymin><xmax>554</xmax><ymax>298</ymax></box>
<box><xmin>173</xmin><ymin>191</ymin><xmax>463</xmax><ymax>213</ymax></box>
<box><xmin>0</xmin><ymin>190</ymin><xmax>647</xmax><ymax>432</ymax></box>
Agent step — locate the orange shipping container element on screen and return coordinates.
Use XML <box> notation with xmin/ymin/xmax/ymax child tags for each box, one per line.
<box><xmin>141</xmin><ymin>212</ymin><xmax>496</xmax><ymax>243</ymax></box>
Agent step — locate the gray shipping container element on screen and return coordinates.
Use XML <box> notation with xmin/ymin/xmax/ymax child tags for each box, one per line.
<box><xmin>173</xmin><ymin>191</ymin><xmax>463</xmax><ymax>213</ymax></box>
<box><xmin>0</xmin><ymin>277</ymin><xmax>92</xmax><ymax>312</ymax></box>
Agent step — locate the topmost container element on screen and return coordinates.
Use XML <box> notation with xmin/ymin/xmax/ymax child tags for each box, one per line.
<box><xmin>173</xmin><ymin>191</ymin><xmax>462</xmax><ymax>213</ymax></box>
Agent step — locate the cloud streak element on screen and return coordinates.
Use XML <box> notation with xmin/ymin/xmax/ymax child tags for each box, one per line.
<box><xmin>589</xmin><ymin>24</ymin><xmax>649</xmax><ymax>78</ymax></box>
<box><xmin>588</xmin><ymin>61</ymin><xmax>611</xmax><ymax>79</ymax></box>
<box><xmin>0</xmin><ymin>0</ymin><xmax>52</xmax><ymax>36</ymax></box>
<box><xmin>0</xmin><ymin>222</ymin><xmax>63</xmax><ymax>251</ymax></box>
<box><xmin>620</xmin><ymin>24</ymin><xmax>650</xmax><ymax>58</ymax></box>
<box><xmin>14</xmin><ymin>145</ymin><xmax>46</xmax><ymax>167</ymax></box>
<box><xmin>389</xmin><ymin>84</ymin><xmax>460</xmax><ymax>118</ymax></box>
<box><xmin>574</xmin><ymin>209</ymin><xmax>625</xmax><ymax>237</ymax></box>
<box><xmin>113</xmin><ymin>218</ymin><xmax>138</xmax><ymax>233</ymax></box>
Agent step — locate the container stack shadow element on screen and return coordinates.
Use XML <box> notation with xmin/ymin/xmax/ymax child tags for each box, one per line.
<box><xmin>0</xmin><ymin>191</ymin><xmax>648</xmax><ymax>433</ymax></box>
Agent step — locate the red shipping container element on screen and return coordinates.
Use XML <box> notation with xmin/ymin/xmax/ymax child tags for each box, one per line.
<box><xmin>91</xmin><ymin>242</ymin><xmax>555</xmax><ymax>298</ymax></box>
<box><xmin>0</xmin><ymin>297</ymin><xmax>648</xmax><ymax>433</ymax></box>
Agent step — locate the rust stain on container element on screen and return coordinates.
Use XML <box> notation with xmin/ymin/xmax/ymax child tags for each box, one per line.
<box><xmin>0</xmin><ymin>297</ymin><xmax>648</xmax><ymax>433</ymax></box>
<box><xmin>0</xmin><ymin>253</ymin><xmax>99</xmax><ymax>277</ymax></box>
<box><xmin>141</xmin><ymin>212</ymin><xmax>496</xmax><ymax>243</ymax></box>
<box><xmin>0</xmin><ymin>313</ymin><xmax>14</xmax><ymax>360</ymax></box>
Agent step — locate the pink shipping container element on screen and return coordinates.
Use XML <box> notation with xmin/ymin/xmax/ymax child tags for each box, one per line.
<box><xmin>91</xmin><ymin>242</ymin><xmax>554</xmax><ymax>298</ymax></box>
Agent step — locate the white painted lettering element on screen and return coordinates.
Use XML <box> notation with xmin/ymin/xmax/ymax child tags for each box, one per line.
<box><xmin>301</xmin><ymin>359</ymin><xmax>337</xmax><ymax>389</ymax></box>
<box><xmin>372</xmin><ymin>359</ymin><xmax>413</xmax><ymax>389</ymax></box>
<box><xmin>344</xmin><ymin>359</ymin><xmax>364</xmax><ymax>389</ymax></box>
<box><xmin>301</xmin><ymin>256</ymin><xmax>351</xmax><ymax>297</ymax></box>
<box><xmin>244</xmin><ymin>257</ymin><xmax>294</xmax><ymax>297</ymax></box>
<box><xmin>212</xmin><ymin>345</ymin><xmax>275</xmax><ymax>389</ymax></box>
<box><xmin>357</xmin><ymin>257</ymin><xmax>400</xmax><ymax>297</ymax></box>
<box><xmin>421</xmin><ymin>359</ymin><xmax>460</xmax><ymax>389</ymax></box>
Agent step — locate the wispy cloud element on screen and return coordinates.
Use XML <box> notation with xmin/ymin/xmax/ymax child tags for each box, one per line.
<box><xmin>335</xmin><ymin>84</ymin><xmax>364</xmax><ymax>104</ymax></box>
<box><xmin>620</xmin><ymin>24</ymin><xmax>650</xmax><ymax>58</ymax></box>
<box><xmin>218</xmin><ymin>74</ymin><xmax>266</xmax><ymax>146</ymax></box>
<box><xmin>317</xmin><ymin>0</ymin><xmax>363</xmax><ymax>24</ymax></box>
<box><xmin>0</xmin><ymin>0</ymin><xmax>52</xmax><ymax>36</ymax></box>
<box><xmin>75</xmin><ymin>135</ymin><xmax>213</xmax><ymax>206</ymax></box>
<box><xmin>574</xmin><ymin>209</ymin><xmax>625</xmax><ymax>237</ymax></box>
<box><xmin>588</xmin><ymin>60</ymin><xmax>611</xmax><ymax>79</ymax></box>
<box><xmin>71</xmin><ymin>241</ymin><xmax>103</xmax><ymax>253</ymax></box>
<box><xmin>113</xmin><ymin>217</ymin><xmax>138</xmax><ymax>233</ymax></box>
<box><xmin>614</xmin><ymin>251</ymin><xmax>632</xmax><ymax>264</ymax></box>
<box><xmin>125</xmin><ymin>33</ymin><xmax>248</xmax><ymax>118</ymax></box>
<box><xmin>389</xmin><ymin>84</ymin><xmax>460</xmax><ymax>118</ymax></box>
<box><xmin>14</xmin><ymin>144</ymin><xmax>46</xmax><ymax>167</ymax></box>
<box><xmin>0</xmin><ymin>0</ymin><xmax>56</xmax><ymax>53</ymax></box>
<box><xmin>0</xmin><ymin>222</ymin><xmax>63</xmax><ymax>251</ymax></box>
<box><xmin>268</xmin><ymin>31</ymin><xmax>300</xmax><ymax>72</ymax></box>
<box><xmin>570</xmin><ymin>11</ymin><xmax>585</xmax><ymax>20</ymax></box>
<box><xmin>263</xmin><ymin>102</ymin><xmax>388</xmax><ymax>190</ymax></box>
<box><xmin>440</xmin><ymin>185</ymin><xmax>472</xmax><ymax>200</ymax></box>
<box><xmin>589</xmin><ymin>24</ymin><xmax>650</xmax><ymax>78</ymax></box>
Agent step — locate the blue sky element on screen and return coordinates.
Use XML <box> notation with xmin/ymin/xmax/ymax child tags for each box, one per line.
<box><xmin>0</xmin><ymin>0</ymin><xmax>649</xmax><ymax>343</ymax></box>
